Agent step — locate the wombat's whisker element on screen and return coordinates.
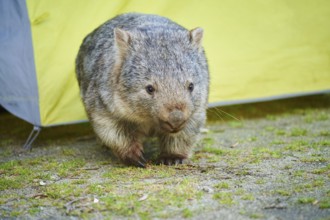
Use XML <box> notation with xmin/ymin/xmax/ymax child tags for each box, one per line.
<box><xmin>215</xmin><ymin>108</ymin><xmax>240</xmax><ymax>121</ymax></box>
<box><xmin>209</xmin><ymin>108</ymin><xmax>225</xmax><ymax>122</ymax></box>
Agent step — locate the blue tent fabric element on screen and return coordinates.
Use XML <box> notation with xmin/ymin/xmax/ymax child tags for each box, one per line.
<box><xmin>0</xmin><ymin>0</ymin><xmax>40</xmax><ymax>126</ymax></box>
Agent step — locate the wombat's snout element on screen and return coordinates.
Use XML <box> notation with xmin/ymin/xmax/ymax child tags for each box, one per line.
<box><xmin>160</xmin><ymin>110</ymin><xmax>187</xmax><ymax>133</ymax></box>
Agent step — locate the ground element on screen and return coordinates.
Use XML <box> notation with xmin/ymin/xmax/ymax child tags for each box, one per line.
<box><xmin>0</xmin><ymin>94</ymin><xmax>329</xmax><ymax>219</ymax></box>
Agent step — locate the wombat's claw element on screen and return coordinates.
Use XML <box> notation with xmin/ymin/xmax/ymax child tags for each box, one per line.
<box><xmin>136</xmin><ymin>160</ymin><xmax>146</xmax><ymax>168</ymax></box>
<box><xmin>136</xmin><ymin>155</ymin><xmax>147</xmax><ymax>168</ymax></box>
<box><xmin>140</xmin><ymin>154</ymin><xmax>147</xmax><ymax>164</ymax></box>
<box><xmin>126</xmin><ymin>154</ymin><xmax>147</xmax><ymax>168</ymax></box>
<box><xmin>174</xmin><ymin>159</ymin><xmax>183</xmax><ymax>165</ymax></box>
<box><xmin>125</xmin><ymin>158</ymin><xmax>145</xmax><ymax>168</ymax></box>
<box><xmin>158</xmin><ymin>157</ymin><xmax>183</xmax><ymax>166</ymax></box>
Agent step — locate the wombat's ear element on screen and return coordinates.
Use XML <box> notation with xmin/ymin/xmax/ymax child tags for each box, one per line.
<box><xmin>114</xmin><ymin>28</ymin><xmax>131</xmax><ymax>56</ymax></box>
<box><xmin>189</xmin><ymin>27</ymin><xmax>204</xmax><ymax>50</ymax></box>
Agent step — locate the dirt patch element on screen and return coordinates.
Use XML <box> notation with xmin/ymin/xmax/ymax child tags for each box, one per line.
<box><xmin>0</xmin><ymin>95</ymin><xmax>329</xmax><ymax>219</ymax></box>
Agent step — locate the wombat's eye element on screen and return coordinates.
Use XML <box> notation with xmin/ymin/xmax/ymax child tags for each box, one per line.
<box><xmin>146</xmin><ymin>85</ymin><xmax>155</xmax><ymax>95</ymax></box>
<box><xmin>188</xmin><ymin>83</ymin><xmax>194</xmax><ymax>92</ymax></box>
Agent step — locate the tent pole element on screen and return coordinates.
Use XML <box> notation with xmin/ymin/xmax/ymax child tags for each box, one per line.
<box><xmin>23</xmin><ymin>126</ymin><xmax>41</xmax><ymax>150</ymax></box>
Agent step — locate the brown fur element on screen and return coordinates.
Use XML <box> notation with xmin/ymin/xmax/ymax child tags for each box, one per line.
<box><xmin>75</xmin><ymin>13</ymin><xmax>209</xmax><ymax>166</ymax></box>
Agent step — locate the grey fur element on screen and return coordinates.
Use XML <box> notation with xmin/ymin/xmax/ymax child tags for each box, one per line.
<box><xmin>76</xmin><ymin>13</ymin><xmax>209</xmax><ymax>166</ymax></box>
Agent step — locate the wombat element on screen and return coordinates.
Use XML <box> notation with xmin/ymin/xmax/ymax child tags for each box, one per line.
<box><xmin>75</xmin><ymin>13</ymin><xmax>209</xmax><ymax>167</ymax></box>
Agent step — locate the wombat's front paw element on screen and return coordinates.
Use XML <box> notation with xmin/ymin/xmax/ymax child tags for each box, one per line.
<box><xmin>121</xmin><ymin>142</ymin><xmax>146</xmax><ymax>168</ymax></box>
<box><xmin>157</xmin><ymin>155</ymin><xmax>186</xmax><ymax>166</ymax></box>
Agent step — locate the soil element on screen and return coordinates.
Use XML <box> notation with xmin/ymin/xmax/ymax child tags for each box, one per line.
<box><xmin>0</xmin><ymin>94</ymin><xmax>329</xmax><ymax>219</ymax></box>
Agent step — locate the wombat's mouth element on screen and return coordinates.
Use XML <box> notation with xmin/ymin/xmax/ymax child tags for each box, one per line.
<box><xmin>159</xmin><ymin>120</ymin><xmax>186</xmax><ymax>133</ymax></box>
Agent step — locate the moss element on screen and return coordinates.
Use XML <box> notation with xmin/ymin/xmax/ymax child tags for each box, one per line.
<box><xmin>271</xmin><ymin>140</ymin><xmax>285</xmax><ymax>145</ymax></box>
<box><xmin>311</xmin><ymin>164</ymin><xmax>330</xmax><ymax>174</ymax></box>
<box><xmin>314</xmin><ymin>140</ymin><xmax>330</xmax><ymax>147</ymax></box>
<box><xmin>0</xmin><ymin>178</ymin><xmax>23</xmax><ymax>191</ymax></box>
<box><xmin>312</xmin><ymin>179</ymin><xmax>325</xmax><ymax>187</ymax></box>
<box><xmin>10</xmin><ymin>211</ymin><xmax>21</xmax><ymax>217</ymax></box>
<box><xmin>201</xmin><ymin>137</ymin><xmax>215</xmax><ymax>146</ymax></box>
<box><xmin>318</xmin><ymin>130</ymin><xmax>330</xmax><ymax>137</ymax></box>
<box><xmin>202</xmin><ymin>146</ymin><xmax>226</xmax><ymax>155</ymax></box>
<box><xmin>284</xmin><ymin>140</ymin><xmax>309</xmax><ymax>152</ymax></box>
<box><xmin>214</xmin><ymin>182</ymin><xmax>230</xmax><ymax>189</ymax></box>
<box><xmin>275</xmin><ymin>189</ymin><xmax>291</xmax><ymax>196</ymax></box>
<box><xmin>213</xmin><ymin>192</ymin><xmax>235</xmax><ymax>205</ymax></box>
<box><xmin>86</xmin><ymin>183</ymin><xmax>114</xmax><ymax>196</ymax></box>
<box><xmin>275</xmin><ymin>129</ymin><xmax>286</xmax><ymax>136</ymax></box>
<box><xmin>283</xmin><ymin>164</ymin><xmax>293</xmax><ymax>170</ymax></box>
<box><xmin>103</xmin><ymin>165</ymin><xmax>176</xmax><ymax>180</ymax></box>
<box><xmin>248</xmin><ymin>136</ymin><xmax>257</xmax><ymax>142</ymax></box>
<box><xmin>0</xmin><ymin>160</ymin><xmax>20</xmax><ymax>171</ymax></box>
<box><xmin>101</xmin><ymin>194</ymin><xmax>139</xmax><ymax>216</ymax></box>
<box><xmin>300</xmin><ymin>156</ymin><xmax>327</xmax><ymax>163</ymax></box>
<box><xmin>319</xmin><ymin>199</ymin><xmax>330</xmax><ymax>209</ymax></box>
<box><xmin>193</xmin><ymin>152</ymin><xmax>219</xmax><ymax>163</ymax></box>
<box><xmin>265</xmin><ymin>126</ymin><xmax>275</xmax><ymax>132</ymax></box>
<box><xmin>72</xmin><ymin>179</ymin><xmax>87</xmax><ymax>185</ymax></box>
<box><xmin>1</xmin><ymin>95</ymin><xmax>329</xmax><ymax>218</ymax></box>
<box><xmin>28</xmin><ymin>207</ymin><xmax>40</xmax><ymax>215</ymax></box>
<box><xmin>241</xmin><ymin>193</ymin><xmax>255</xmax><ymax>201</ymax></box>
<box><xmin>44</xmin><ymin>182</ymin><xmax>83</xmax><ymax>199</ymax></box>
<box><xmin>182</xmin><ymin>208</ymin><xmax>193</xmax><ymax>218</ymax></box>
<box><xmin>304</xmin><ymin>115</ymin><xmax>313</xmax><ymax>123</ymax></box>
<box><xmin>252</xmin><ymin>147</ymin><xmax>283</xmax><ymax>159</ymax></box>
<box><xmin>294</xmin><ymin>183</ymin><xmax>313</xmax><ymax>193</ymax></box>
<box><xmin>298</xmin><ymin>197</ymin><xmax>316</xmax><ymax>204</ymax></box>
<box><xmin>316</xmin><ymin>112</ymin><xmax>329</xmax><ymax>121</ymax></box>
<box><xmin>289</xmin><ymin>128</ymin><xmax>307</xmax><ymax>137</ymax></box>
<box><xmin>234</xmin><ymin>189</ymin><xmax>246</xmax><ymax>196</ymax></box>
<box><xmin>61</xmin><ymin>148</ymin><xmax>76</xmax><ymax>156</ymax></box>
<box><xmin>85</xmin><ymin>175</ymin><xmax>202</xmax><ymax>218</ymax></box>
<box><xmin>293</xmin><ymin>170</ymin><xmax>306</xmax><ymax>177</ymax></box>
<box><xmin>228</xmin><ymin>121</ymin><xmax>244</xmax><ymax>128</ymax></box>
<box><xmin>235</xmin><ymin>169</ymin><xmax>251</xmax><ymax>176</ymax></box>
<box><xmin>255</xmin><ymin>179</ymin><xmax>266</xmax><ymax>185</ymax></box>
<box><xmin>249</xmin><ymin>213</ymin><xmax>264</xmax><ymax>219</ymax></box>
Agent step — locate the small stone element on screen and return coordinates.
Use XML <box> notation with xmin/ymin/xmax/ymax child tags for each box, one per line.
<box><xmin>50</xmin><ymin>175</ymin><xmax>59</xmax><ymax>180</ymax></box>
<box><xmin>138</xmin><ymin>194</ymin><xmax>148</xmax><ymax>201</ymax></box>
<box><xmin>39</xmin><ymin>181</ymin><xmax>46</xmax><ymax>186</ymax></box>
<box><xmin>201</xmin><ymin>186</ymin><xmax>214</xmax><ymax>193</ymax></box>
<box><xmin>200</xmin><ymin>128</ymin><xmax>209</xmax><ymax>134</ymax></box>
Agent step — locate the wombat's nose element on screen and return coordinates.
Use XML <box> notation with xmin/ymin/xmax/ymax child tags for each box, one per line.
<box><xmin>161</xmin><ymin>110</ymin><xmax>186</xmax><ymax>133</ymax></box>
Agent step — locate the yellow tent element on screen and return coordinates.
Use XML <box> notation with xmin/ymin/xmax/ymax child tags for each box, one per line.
<box><xmin>1</xmin><ymin>0</ymin><xmax>330</xmax><ymax>128</ymax></box>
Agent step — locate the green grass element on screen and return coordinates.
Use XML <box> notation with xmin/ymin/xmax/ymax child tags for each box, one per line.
<box><xmin>311</xmin><ymin>164</ymin><xmax>330</xmax><ymax>174</ymax></box>
<box><xmin>213</xmin><ymin>192</ymin><xmax>235</xmax><ymax>205</ymax></box>
<box><xmin>182</xmin><ymin>208</ymin><xmax>193</xmax><ymax>218</ymax></box>
<box><xmin>241</xmin><ymin>193</ymin><xmax>255</xmax><ymax>201</ymax></box>
<box><xmin>284</xmin><ymin>140</ymin><xmax>309</xmax><ymax>152</ymax></box>
<box><xmin>289</xmin><ymin>128</ymin><xmax>307</xmax><ymax>137</ymax></box>
<box><xmin>274</xmin><ymin>189</ymin><xmax>291</xmax><ymax>196</ymax></box>
<box><xmin>298</xmin><ymin>197</ymin><xmax>316</xmax><ymax>204</ymax></box>
<box><xmin>0</xmin><ymin>178</ymin><xmax>23</xmax><ymax>191</ymax></box>
<box><xmin>318</xmin><ymin>130</ymin><xmax>330</xmax><ymax>137</ymax></box>
<box><xmin>1</xmin><ymin>94</ymin><xmax>329</xmax><ymax>218</ymax></box>
<box><xmin>202</xmin><ymin>146</ymin><xmax>226</xmax><ymax>155</ymax></box>
<box><xmin>319</xmin><ymin>198</ymin><xmax>330</xmax><ymax>209</ymax></box>
<box><xmin>214</xmin><ymin>182</ymin><xmax>230</xmax><ymax>189</ymax></box>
